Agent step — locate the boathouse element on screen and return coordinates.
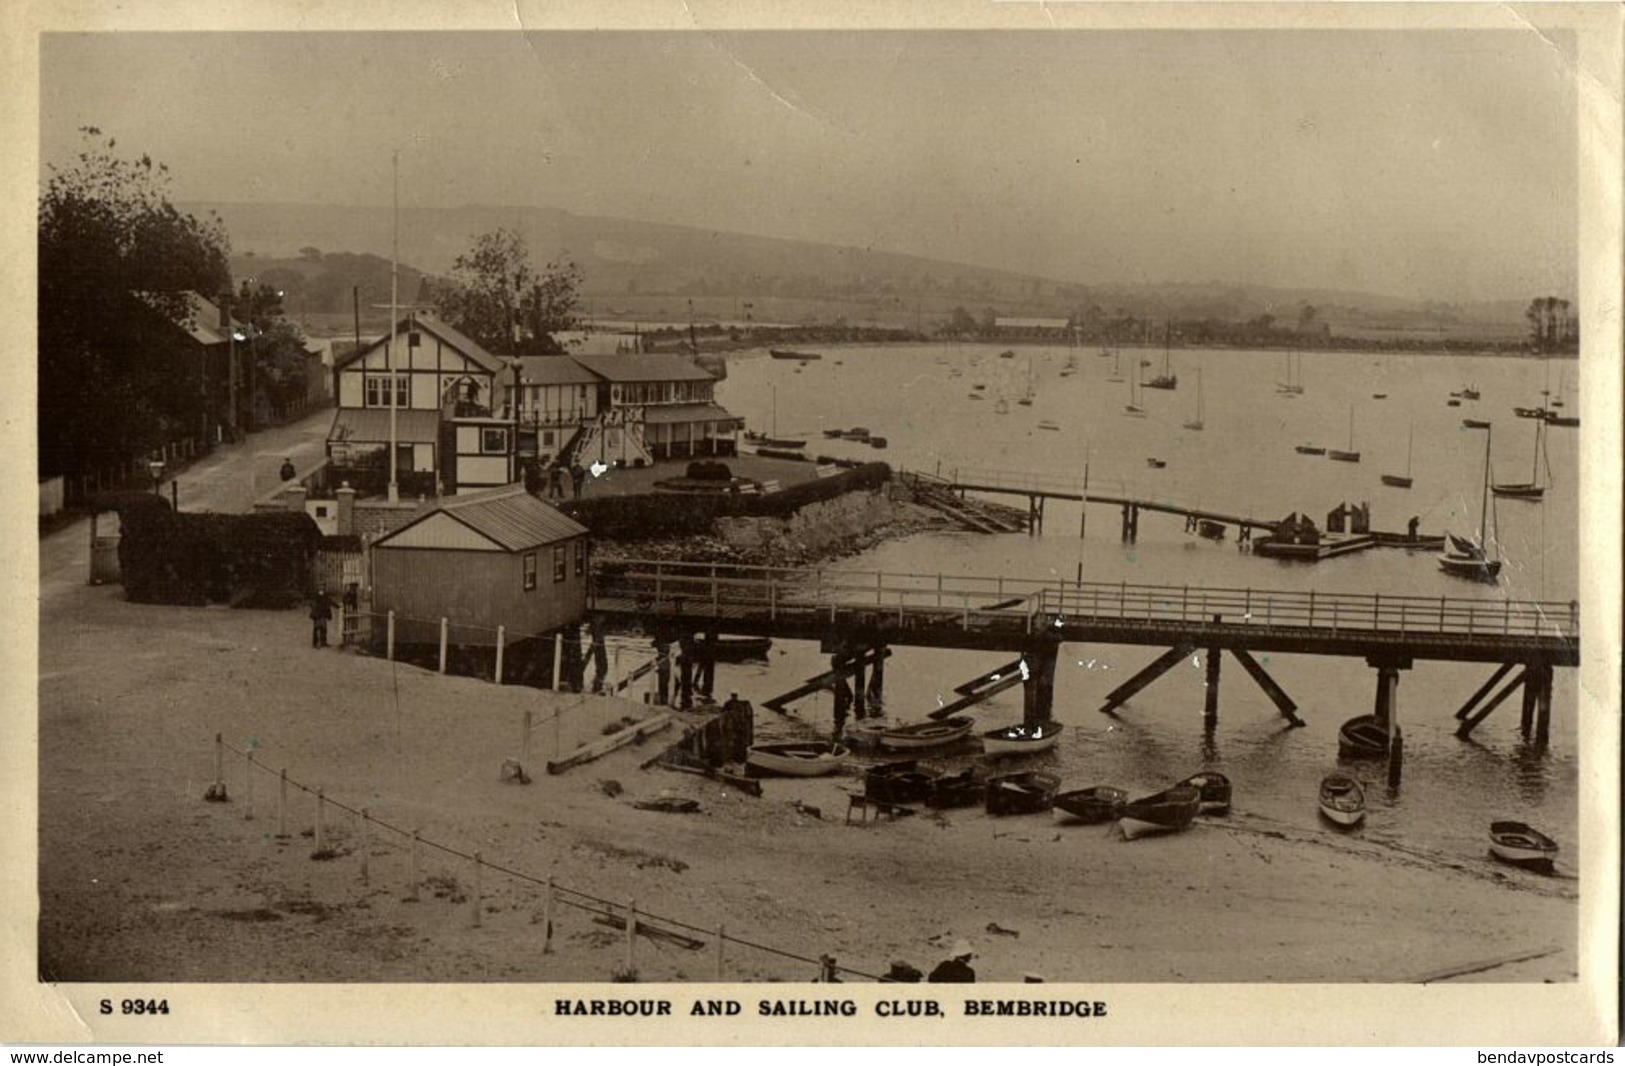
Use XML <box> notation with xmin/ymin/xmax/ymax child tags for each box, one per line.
<box><xmin>504</xmin><ymin>355</ymin><xmax>601</xmax><ymax>467</ymax></box>
<box><xmin>571</xmin><ymin>354</ymin><xmax>742</xmax><ymax>463</ymax></box>
<box><xmin>369</xmin><ymin>484</ymin><xmax>590</xmax><ymax>646</ymax></box>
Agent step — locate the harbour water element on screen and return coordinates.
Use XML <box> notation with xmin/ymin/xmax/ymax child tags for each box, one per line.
<box><xmin>709</xmin><ymin>342</ymin><xmax>1582</xmax><ymax>871</ymax></box>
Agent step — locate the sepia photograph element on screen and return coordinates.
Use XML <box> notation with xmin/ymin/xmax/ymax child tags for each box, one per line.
<box><xmin>5</xmin><ymin>0</ymin><xmax>1620</xmax><ymax>1048</ymax></box>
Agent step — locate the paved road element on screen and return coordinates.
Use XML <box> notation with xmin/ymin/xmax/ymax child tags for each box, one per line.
<box><xmin>40</xmin><ymin>409</ymin><xmax>335</xmax><ymax>596</ymax></box>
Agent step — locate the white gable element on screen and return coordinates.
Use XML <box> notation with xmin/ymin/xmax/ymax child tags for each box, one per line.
<box><xmin>378</xmin><ymin>512</ymin><xmax>502</xmax><ymax>551</ymax></box>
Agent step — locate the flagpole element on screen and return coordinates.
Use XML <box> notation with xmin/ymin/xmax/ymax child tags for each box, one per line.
<box><xmin>388</xmin><ymin>150</ymin><xmax>400</xmax><ymax>503</ymax></box>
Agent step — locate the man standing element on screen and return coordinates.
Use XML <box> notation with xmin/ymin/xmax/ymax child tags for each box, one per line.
<box><xmin>309</xmin><ymin>587</ymin><xmax>335</xmax><ymax>648</ymax></box>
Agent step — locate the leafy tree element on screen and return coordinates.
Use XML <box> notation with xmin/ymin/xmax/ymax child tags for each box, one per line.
<box><xmin>39</xmin><ymin>128</ymin><xmax>231</xmax><ymax>478</ymax></box>
<box><xmin>231</xmin><ymin>279</ymin><xmax>313</xmax><ymax>422</ymax></box>
<box><xmin>431</xmin><ymin>228</ymin><xmax>582</xmax><ymax>356</ymax></box>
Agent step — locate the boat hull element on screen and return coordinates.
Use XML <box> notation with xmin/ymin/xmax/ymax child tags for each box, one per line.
<box><xmin>1178</xmin><ymin>772</ymin><xmax>1232</xmax><ymax>816</ymax></box>
<box><xmin>877</xmin><ymin>716</ymin><xmax>975</xmax><ymax>752</ymax></box>
<box><xmin>1338</xmin><ymin>715</ymin><xmax>1398</xmax><ymax>759</ymax></box>
<box><xmin>1318</xmin><ymin>774</ymin><xmax>1366</xmax><ymax>828</ymax></box>
<box><xmin>1488</xmin><ymin>820</ymin><xmax>1558</xmax><ymax>872</ymax></box>
<box><xmin>1117</xmin><ymin>785</ymin><xmax>1201</xmax><ymax>841</ymax></box>
<box><xmin>746</xmin><ymin>743</ymin><xmax>848</xmax><ymax>778</ymax></box>
<box><xmin>1380</xmin><ymin>475</ymin><xmax>1413</xmax><ymax>488</ymax></box>
<box><xmin>985</xmin><ymin>771</ymin><xmax>1060</xmax><ymax>816</ymax></box>
<box><xmin>1490</xmin><ymin>484</ymin><xmax>1544</xmax><ymax>499</ymax></box>
<box><xmin>980</xmin><ymin>721</ymin><xmax>1064</xmax><ymax>757</ymax></box>
<box><xmin>1438</xmin><ymin>554</ymin><xmax>1503</xmax><ymax>582</ymax></box>
<box><xmin>1327</xmin><ymin>450</ymin><xmax>1361</xmax><ymax>463</ymax></box>
<box><xmin>1053</xmin><ymin>786</ymin><xmax>1127</xmax><ymax>825</ymax></box>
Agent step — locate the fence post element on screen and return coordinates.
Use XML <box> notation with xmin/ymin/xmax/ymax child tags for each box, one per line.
<box><xmin>522</xmin><ymin>710</ymin><xmax>533</xmax><ymax>769</ymax></box>
<box><xmin>439</xmin><ymin>617</ymin><xmax>449</xmax><ymax>673</ymax></box>
<box><xmin>313</xmin><ymin>788</ymin><xmax>327</xmax><ymax>856</ymax></box>
<box><xmin>553</xmin><ymin>633</ymin><xmax>564</xmax><ymax>693</ymax></box>
<box><xmin>1504</xmin><ymin>600</ymin><xmax>1510</xmax><ymax>635</ymax></box>
<box><xmin>876</xmin><ymin>570</ymin><xmax>883</xmax><ymax>606</ymax></box>
<box><xmin>495</xmin><ymin>625</ymin><xmax>506</xmax><ymax>684</ymax></box>
<box><xmin>407</xmin><ymin>829</ymin><xmax>421</xmax><ymax>902</ymax></box>
<box><xmin>625</xmin><ymin>898</ymin><xmax>637</xmax><ymax>973</ymax></box>
<box><xmin>359</xmin><ymin>808</ymin><xmax>370</xmax><ymax>885</ymax></box>
<box><xmin>543</xmin><ymin>876</ymin><xmax>556</xmax><ymax>954</ymax></box>
<box><xmin>243</xmin><ymin>750</ymin><xmax>255</xmax><ymax>821</ymax></box>
<box><xmin>387</xmin><ymin>611</ymin><xmax>396</xmax><ymax>661</ymax></box>
<box><xmin>214</xmin><ymin>733</ymin><xmax>225</xmax><ymax>793</ymax></box>
<box><xmin>714</xmin><ymin>923</ymin><xmax>726</xmax><ymax>980</ymax></box>
<box><xmin>1400</xmin><ymin>603</ymin><xmax>1407</xmax><ymax>637</ymax></box>
<box><xmin>470</xmin><ymin>851</ymin><xmax>483</xmax><ymax>928</ymax></box>
<box><xmin>1245</xmin><ymin>588</ymin><xmax>1252</xmax><ymax>621</ymax></box>
<box><xmin>1308</xmin><ymin>591</ymin><xmax>1315</xmax><ymax>627</ymax></box>
<box><xmin>277</xmin><ymin>768</ymin><xmax>288</xmax><ymax>838</ymax></box>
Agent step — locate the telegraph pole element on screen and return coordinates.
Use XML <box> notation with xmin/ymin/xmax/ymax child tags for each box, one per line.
<box><xmin>388</xmin><ymin>150</ymin><xmax>400</xmax><ymax>503</ymax></box>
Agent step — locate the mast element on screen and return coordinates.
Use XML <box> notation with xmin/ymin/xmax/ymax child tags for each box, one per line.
<box><xmin>1478</xmin><ymin>424</ymin><xmax>1492</xmax><ymax>549</ymax></box>
<box><xmin>387</xmin><ymin>150</ymin><xmax>400</xmax><ymax>504</ymax></box>
<box><xmin>1406</xmin><ymin>424</ymin><xmax>1413</xmax><ymax>477</ymax></box>
<box><xmin>1531</xmin><ymin>418</ymin><xmax>1541</xmax><ymax>485</ymax></box>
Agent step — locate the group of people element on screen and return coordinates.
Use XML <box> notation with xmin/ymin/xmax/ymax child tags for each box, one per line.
<box><xmin>523</xmin><ymin>458</ymin><xmax>588</xmax><ymax>500</ymax></box>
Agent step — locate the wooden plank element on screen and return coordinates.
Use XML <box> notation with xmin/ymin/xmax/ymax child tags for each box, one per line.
<box><xmin>1455</xmin><ymin>667</ymin><xmax>1528</xmax><ymax>738</ymax></box>
<box><xmin>1453</xmin><ymin>662</ymin><xmax>1516</xmax><ymax>720</ymax></box>
<box><xmin>928</xmin><ymin>671</ymin><xmax>1023</xmax><ymax>719</ymax></box>
<box><xmin>593</xmin><ymin>913</ymin><xmax>706</xmax><ymax>951</ymax></box>
<box><xmin>954</xmin><ymin>658</ymin><xmax>1025</xmax><ymax>695</ymax></box>
<box><xmin>1231</xmin><ymin>647</ymin><xmax>1303</xmax><ymax>726</ymax></box>
<box><xmin>1099</xmin><ymin>644</ymin><xmax>1195</xmax><ymax>714</ymax></box>
<box><xmin>546</xmin><ymin>714</ymin><xmax>673</xmax><ymax>774</ymax></box>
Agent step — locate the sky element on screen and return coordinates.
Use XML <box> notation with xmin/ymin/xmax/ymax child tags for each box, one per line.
<box><xmin>39</xmin><ymin>28</ymin><xmax>1580</xmax><ymax>303</ymax></box>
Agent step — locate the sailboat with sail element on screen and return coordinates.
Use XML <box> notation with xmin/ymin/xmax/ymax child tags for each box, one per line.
<box><xmin>1380</xmin><ymin>425</ymin><xmax>1414</xmax><ymax>488</ymax></box>
<box><xmin>1146</xmin><ymin>324</ymin><xmax>1178</xmax><ymax>390</ymax></box>
<box><xmin>1327</xmin><ymin>406</ymin><xmax>1361</xmax><ymax>462</ymax></box>
<box><xmin>1491</xmin><ymin>416</ymin><xmax>1547</xmax><ymax>500</ymax></box>
<box><xmin>1182</xmin><ymin>367</ymin><xmax>1205</xmax><ymax>431</ymax></box>
<box><xmin>1440</xmin><ymin>425</ymin><xmax>1502</xmax><ymax>582</ymax></box>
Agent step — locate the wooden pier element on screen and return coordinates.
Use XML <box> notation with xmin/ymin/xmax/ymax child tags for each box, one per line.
<box><xmin>588</xmin><ymin>559</ymin><xmax>1579</xmax><ymax>774</ymax></box>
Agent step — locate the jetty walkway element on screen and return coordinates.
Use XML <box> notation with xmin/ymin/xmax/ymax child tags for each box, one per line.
<box><xmin>588</xmin><ymin>560</ymin><xmax>1578</xmax><ymax>759</ymax></box>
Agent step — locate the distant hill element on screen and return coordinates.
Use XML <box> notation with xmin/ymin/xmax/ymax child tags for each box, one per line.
<box><xmin>197</xmin><ymin>200</ymin><xmax>1532</xmax><ymax>339</ymax></box>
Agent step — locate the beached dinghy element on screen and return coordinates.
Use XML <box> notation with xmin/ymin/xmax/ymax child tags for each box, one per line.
<box><xmin>1052</xmin><ymin>786</ymin><xmax>1127</xmax><ymax>825</ymax></box>
<box><xmin>1488</xmin><ymin>820</ymin><xmax>1559</xmax><ymax>872</ymax></box>
<box><xmin>1317</xmin><ymin>773</ymin><xmax>1366</xmax><ymax>828</ymax></box>
<box><xmin>1338</xmin><ymin>714</ymin><xmax>1399</xmax><ymax>759</ymax></box>
<box><xmin>877</xmin><ymin>716</ymin><xmax>975</xmax><ymax>752</ymax></box>
<box><xmin>746</xmin><ymin>741</ymin><xmax>849</xmax><ymax>778</ymax></box>
<box><xmin>981</xmin><ymin>720</ymin><xmax>1064</xmax><ymax>757</ymax></box>
<box><xmin>984</xmin><ymin>771</ymin><xmax>1061</xmax><ymax>816</ymax></box>
<box><xmin>1178</xmin><ymin>771</ymin><xmax>1232</xmax><ymax>816</ymax></box>
<box><xmin>1117</xmin><ymin>784</ymin><xmax>1201</xmax><ymax>841</ymax></box>
<box><xmin>924</xmin><ymin>769</ymin><xmax>985</xmax><ymax>810</ymax></box>
<box><xmin>864</xmin><ymin>761</ymin><xmax>934</xmax><ymax>805</ymax></box>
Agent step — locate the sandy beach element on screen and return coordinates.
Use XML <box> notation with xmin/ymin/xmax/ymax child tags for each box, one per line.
<box><xmin>37</xmin><ymin>578</ymin><xmax>1577</xmax><ymax>986</ymax></box>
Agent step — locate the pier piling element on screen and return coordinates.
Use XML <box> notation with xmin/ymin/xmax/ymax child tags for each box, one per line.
<box><xmin>1203</xmin><ymin>645</ymin><xmax>1221</xmax><ymax>725</ymax></box>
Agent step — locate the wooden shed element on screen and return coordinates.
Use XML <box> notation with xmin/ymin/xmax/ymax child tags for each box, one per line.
<box><xmin>370</xmin><ymin>485</ymin><xmax>590</xmax><ymax>647</ymax></box>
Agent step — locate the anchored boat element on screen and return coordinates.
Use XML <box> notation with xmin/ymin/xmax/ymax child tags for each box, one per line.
<box><xmin>1318</xmin><ymin>773</ymin><xmax>1367</xmax><ymax>828</ymax></box>
<box><xmin>1337</xmin><ymin>714</ymin><xmax>1399</xmax><ymax>759</ymax></box>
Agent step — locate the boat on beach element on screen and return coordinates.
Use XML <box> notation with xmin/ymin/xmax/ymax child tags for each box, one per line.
<box><xmin>1317</xmin><ymin>773</ymin><xmax>1366</xmax><ymax>828</ymax></box>
<box><xmin>1117</xmin><ymin>784</ymin><xmax>1201</xmax><ymax>841</ymax></box>
<box><xmin>984</xmin><ymin>771</ymin><xmax>1061</xmax><ymax>816</ymax></box>
<box><xmin>1178</xmin><ymin>771</ymin><xmax>1232</xmax><ymax>815</ymax></box>
<box><xmin>863</xmin><ymin>761</ymin><xmax>934</xmax><ymax>805</ymax></box>
<box><xmin>1052</xmin><ymin>786</ymin><xmax>1128</xmax><ymax>825</ymax></box>
<box><xmin>924</xmin><ymin>769</ymin><xmax>985</xmax><ymax>809</ymax></box>
<box><xmin>1488</xmin><ymin>820</ymin><xmax>1559</xmax><ymax>872</ymax></box>
<box><xmin>701</xmin><ymin>635</ymin><xmax>773</xmax><ymax>662</ymax></box>
<box><xmin>1337</xmin><ymin>714</ymin><xmax>1398</xmax><ymax>759</ymax></box>
<box><xmin>876</xmin><ymin>716</ymin><xmax>975</xmax><ymax>752</ymax></box>
<box><xmin>980</xmin><ymin>720</ymin><xmax>1064</xmax><ymax>757</ymax></box>
<box><xmin>746</xmin><ymin>741</ymin><xmax>849</xmax><ymax>777</ymax></box>
<box><xmin>770</xmin><ymin>349</ymin><xmax>822</xmax><ymax>361</ymax></box>
<box><xmin>1295</xmin><ymin>444</ymin><xmax>1326</xmax><ymax>456</ymax></box>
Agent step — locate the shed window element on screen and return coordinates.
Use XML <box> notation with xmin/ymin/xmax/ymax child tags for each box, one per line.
<box><xmin>574</xmin><ymin>540</ymin><xmax>587</xmax><ymax>576</ymax></box>
<box><xmin>552</xmin><ymin>546</ymin><xmax>566</xmax><ymax>583</ymax></box>
<box><xmin>522</xmin><ymin>552</ymin><xmax>537</xmax><ymax>591</ymax></box>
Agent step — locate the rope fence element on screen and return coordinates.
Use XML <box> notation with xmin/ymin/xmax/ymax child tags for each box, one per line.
<box><xmin>206</xmin><ymin>733</ymin><xmax>884</xmax><ymax>983</ymax></box>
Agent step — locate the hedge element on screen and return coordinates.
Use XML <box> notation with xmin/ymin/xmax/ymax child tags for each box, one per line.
<box><xmin>117</xmin><ymin>508</ymin><xmax>322</xmax><ymax>608</ymax></box>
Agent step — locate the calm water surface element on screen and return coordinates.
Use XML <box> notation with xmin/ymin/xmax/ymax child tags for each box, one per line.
<box><xmin>709</xmin><ymin>343</ymin><xmax>1581</xmax><ymax>867</ymax></box>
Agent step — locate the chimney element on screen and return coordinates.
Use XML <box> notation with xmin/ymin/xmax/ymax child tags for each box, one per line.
<box><xmin>336</xmin><ymin>481</ymin><xmax>356</xmax><ymax>537</ymax></box>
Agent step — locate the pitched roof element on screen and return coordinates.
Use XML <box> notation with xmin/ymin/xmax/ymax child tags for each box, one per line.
<box><xmin>571</xmin><ymin>353</ymin><xmax>717</xmax><ymax>383</ymax></box>
<box><xmin>642</xmin><ymin>402</ymin><xmax>743</xmax><ymax>426</ymax></box>
<box><xmin>376</xmin><ymin>484</ymin><xmax>587</xmax><ymax>552</ymax></box>
<box><xmin>334</xmin><ymin>312</ymin><xmax>504</xmax><ymax>375</ymax></box>
<box><xmin>515</xmin><ymin>355</ymin><xmax>601</xmax><ymax>386</ymax></box>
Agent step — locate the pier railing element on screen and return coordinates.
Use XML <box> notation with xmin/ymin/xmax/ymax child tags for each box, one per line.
<box><xmin>588</xmin><ymin>561</ymin><xmax>1579</xmax><ymax>643</ymax></box>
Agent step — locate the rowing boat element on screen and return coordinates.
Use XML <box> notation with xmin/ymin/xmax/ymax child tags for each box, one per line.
<box><xmin>1052</xmin><ymin>786</ymin><xmax>1127</xmax><ymax>825</ymax></box>
<box><xmin>980</xmin><ymin>720</ymin><xmax>1064</xmax><ymax>757</ymax></box>
<box><xmin>1317</xmin><ymin>773</ymin><xmax>1366</xmax><ymax>828</ymax></box>
<box><xmin>1117</xmin><ymin>784</ymin><xmax>1201</xmax><ymax>841</ymax></box>
<box><xmin>984</xmin><ymin>771</ymin><xmax>1060</xmax><ymax>816</ymax></box>
<box><xmin>924</xmin><ymin>769</ymin><xmax>984</xmax><ymax>810</ymax></box>
<box><xmin>1488</xmin><ymin>820</ymin><xmax>1558</xmax><ymax>872</ymax></box>
<box><xmin>877</xmin><ymin>716</ymin><xmax>975</xmax><ymax>752</ymax></box>
<box><xmin>1177</xmin><ymin>771</ymin><xmax>1232</xmax><ymax>816</ymax></box>
<box><xmin>1337</xmin><ymin>714</ymin><xmax>1399</xmax><ymax>759</ymax></box>
<box><xmin>746</xmin><ymin>741</ymin><xmax>849</xmax><ymax>778</ymax></box>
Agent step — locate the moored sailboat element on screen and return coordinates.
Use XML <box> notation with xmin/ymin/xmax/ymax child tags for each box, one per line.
<box><xmin>1440</xmin><ymin>423</ymin><xmax>1502</xmax><ymax>582</ymax></box>
<box><xmin>1490</xmin><ymin>417</ymin><xmax>1547</xmax><ymax>500</ymax></box>
<box><xmin>1380</xmin><ymin>424</ymin><xmax>1414</xmax><ymax>488</ymax></box>
<box><xmin>1327</xmin><ymin>406</ymin><xmax>1361</xmax><ymax>462</ymax></box>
